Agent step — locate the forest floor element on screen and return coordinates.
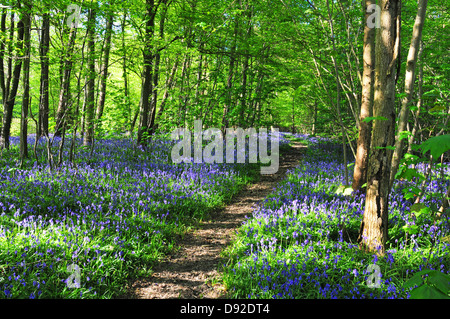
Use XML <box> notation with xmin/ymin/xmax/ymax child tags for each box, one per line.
<box><xmin>120</xmin><ymin>141</ymin><xmax>306</xmax><ymax>299</ymax></box>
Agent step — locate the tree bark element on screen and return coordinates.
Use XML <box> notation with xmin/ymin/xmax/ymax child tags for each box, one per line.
<box><xmin>0</xmin><ymin>9</ymin><xmax>6</xmax><ymax>105</ymax></box>
<box><xmin>38</xmin><ymin>12</ymin><xmax>50</xmax><ymax>137</ymax></box>
<box><xmin>0</xmin><ymin>10</ymin><xmax>25</xmax><ymax>150</ymax></box>
<box><xmin>326</xmin><ymin>0</ymin><xmax>349</xmax><ymax>186</ymax></box>
<box><xmin>137</xmin><ymin>0</ymin><xmax>156</xmax><ymax>145</ymax></box>
<box><xmin>55</xmin><ymin>26</ymin><xmax>77</xmax><ymax>137</ymax></box>
<box><xmin>95</xmin><ymin>10</ymin><xmax>114</xmax><ymax>131</ymax></box>
<box><xmin>390</xmin><ymin>0</ymin><xmax>428</xmax><ymax>188</ymax></box>
<box><xmin>20</xmin><ymin>1</ymin><xmax>32</xmax><ymax>161</ymax></box>
<box><xmin>222</xmin><ymin>18</ymin><xmax>239</xmax><ymax>131</ymax></box>
<box><xmin>83</xmin><ymin>7</ymin><xmax>96</xmax><ymax>146</ymax></box>
<box><xmin>407</xmin><ymin>41</ymin><xmax>424</xmax><ymax>157</ymax></box>
<box><xmin>148</xmin><ymin>0</ymin><xmax>169</xmax><ymax>136</ymax></box>
<box><xmin>178</xmin><ymin>52</ymin><xmax>190</xmax><ymax>127</ymax></box>
<box><xmin>352</xmin><ymin>0</ymin><xmax>376</xmax><ymax>191</ymax></box>
<box><xmin>358</xmin><ymin>0</ymin><xmax>401</xmax><ymax>255</ymax></box>
<box><xmin>154</xmin><ymin>57</ymin><xmax>180</xmax><ymax>132</ymax></box>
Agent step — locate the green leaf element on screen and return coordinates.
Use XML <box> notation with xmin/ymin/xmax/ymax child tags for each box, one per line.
<box><xmin>403</xmin><ymin>192</ymin><xmax>416</xmax><ymax>200</ymax></box>
<box><xmin>402</xmin><ymin>224</ymin><xmax>419</xmax><ymax>234</ymax></box>
<box><xmin>399</xmin><ymin>131</ymin><xmax>412</xmax><ymax>141</ymax></box>
<box><xmin>398</xmin><ymin>168</ymin><xmax>425</xmax><ymax>182</ymax></box>
<box><xmin>419</xmin><ymin>134</ymin><xmax>450</xmax><ymax>161</ymax></box>
<box><xmin>410</xmin><ymin>284</ymin><xmax>450</xmax><ymax>299</ymax></box>
<box><xmin>428</xmin><ymin>105</ymin><xmax>446</xmax><ymax>113</ymax></box>
<box><xmin>403</xmin><ymin>153</ymin><xmax>420</xmax><ymax>161</ymax></box>
<box><xmin>427</xmin><ymin>271</ymin><xmax>450</xmax><ymax>295</ymax></box>
<box><xmin>402</xmin><ymin>186</ymin><xmax>421</xmax><ymax>196</ymax></box>
<box><xmin>335</xmin><ymin>184</ymin><xmax>353</xmax><ymax>196</ymax></box>
<box><xmin>410</xmin><ymin>203</ymin><xmax>431</xmax><ymax>217</ymax></box>
<box><xmin>404</xmin><ymin>270</ymin><xmax>432</xmax><ymax>288</ymax></box>
<box><xmin>410</xmin><ymin>203</ymin><xmax>429</xmax><ymax>212</ymax></box>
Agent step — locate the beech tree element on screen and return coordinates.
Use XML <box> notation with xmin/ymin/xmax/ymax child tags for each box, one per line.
<box><xmin>389</xmin><ymin>0</ymin><xmax>428</xmax><ymax>187</ymax></box>
<box><xmin>83</xmin><ymin>5</ymin><xmax>96</xmax><ymax>146</ymax></box>
<box><xmin>358</xmin><ymin>0</ymin><xmax>401</xmax><ymax>255</ymax></box>
<box><xmin>0</xmin><ymin>3</ymin><xmax>25</xmax><ymax>150</ymax></box>
<box><xmin>352</xmin><ymin>0</ymin><xmax>375</xmax><ymax>192</ymax></box>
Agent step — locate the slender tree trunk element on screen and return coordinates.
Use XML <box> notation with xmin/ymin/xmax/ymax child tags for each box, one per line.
<box><xmin>352</xmin><ymin>0</ymin><xmax>376</xmax><ymax>191</ymax></box>
<box><xmin>120</xmin><ymin>10</ymin><xmax>133</xmax><ymax>133</ymax></box>
<box><xmin>326</xmin><ymin>0</ymin><xmax>349</xmax><ymax>186</ymax></box>
<box><xmin>95</xmin><ymin>10</ymin><xmax>114</xmax><ymax>131</ymax></box>
<box><xmin>407</xmin><ymin>41</ymin><xmax>424</xmax><ymax>157</ymax></box>
<box><xmin>194</xmin><ymin>50</ymin><xmax>203</xmax><ymax>118</ymax></box>
<box><xmin>0</xmin><ymin>9</ymin><xmax>7</xmax><ymax>105</ymax></box>
<box><xmin>1</xmin><ymin>11</ymin><xmax>25</xmax><ymax>150</ymax></box>
<box><xmin>83</xmin><ymin>7</ymin><xmax>96</xmax><ymax>146</ymax></box>
<box><xmin>239</xmin><ymin>2</ymin><xmax>252</xmax><ymax>127</ymax></box>
<box><xmin>178</xmin><ymin>52</ymin><xmax>190</xmax><ymax>127</ymax></box>
<box><xmin>20</xmin><ymin>2</ymin><xmax>32</xmax><ymax>161</ymax></box>
<box><xmin>55</xmin><ymin>26</ymin><xmax>77</xmax><ymax>137</ymax></box>
<box><xmin>137</xmin><ymin>0</ymin><xmax>156</xmax><ymax>145</ymax></box>
<box><xmin>203</xmin><ymin>54</ymin><xmax>223</xmax><ymax>127</ymax></box>
<box><xmin>358</xmin><ymin>0</ymin><xmax>401</xmax><ymax>255</ymax></box>
<box><xmin>312</xmin><ymin>99</ymin><xmax>318</xmax><ymax>136</ymax></box>
<box><xmin>38</xmin><ymin>13</ymin><xmax>50</xmax><ymax>137</ymax></box>
<box><xmin>148</xmin><ymin>1</ymin><xmax>168</xmax><ymax>136</ymax></box>
<box><xmin>390</xmin><ymin>0</ymin><xmax>428</xmax><ymax>188</ymax></box>
<box><xmin>154</xmin><ymin>54</ymin><xmax>179</xmax><ymax>132</ymax></box>
<box><xmin>222</xmin><ymin>19</ymin><xmax>239</xmax><ymax>131</ymax></box>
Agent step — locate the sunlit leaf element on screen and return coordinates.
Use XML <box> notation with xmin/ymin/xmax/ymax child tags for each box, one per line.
<box><xmin>419</xmin><ymin>134</ymin><xmax>450</xmax><ymax>161</ymax></box>
<box><xmin>410</xmin><ymin>284</ymin><xmax>450</xmax><ymax>299</ymax></box>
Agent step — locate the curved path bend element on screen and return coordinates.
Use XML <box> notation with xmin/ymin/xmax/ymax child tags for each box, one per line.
<box><xmin>122</xmin><ymin>142</ymin><xmax>305</xmax><ymax>299</ymax></box>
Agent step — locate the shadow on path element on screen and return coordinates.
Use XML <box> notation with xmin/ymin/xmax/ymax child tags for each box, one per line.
<box><xmin>120</xmin><ymin>142</ymin><xmax>306</xmax><ymax>299</ymax></box>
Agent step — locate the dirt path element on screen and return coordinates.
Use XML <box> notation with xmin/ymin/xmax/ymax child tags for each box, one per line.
<box><xmin>122</xmin><ymin>142</ymin><xmax>305</xmax><ymax>299</ymax></box>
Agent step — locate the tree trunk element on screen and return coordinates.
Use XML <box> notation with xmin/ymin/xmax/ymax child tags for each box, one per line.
<box><xmin>95</xmin><ymin>10</ymin><xmax>114</xmax><ymax>131</ymax></box>
<box><xmin>154</xmin><ymin>57</ymin><xmax>180</xmax><ymax>132</ymax></box>
<box><xmin>390</xmin><ymin>0</ymin><xmax>428</xmax><ymax>188</ymax></box>
<box><xmin>0</xmin><ymin>11</ymin><xmax>25</xmax><ymax>150</ymax></box>
<box><xmin>312</xmin><ymin>99</ymin><xmax>318</xmax><ymax>136</ymax></box>
<box><xmin>120</xmin><ymin>10</ymin><xmax>132</xmax><ymax>132</ymax></box>
<box><xmin>178</xmin><ymin>52</ymin><xmax>190</xmax><ymax>127</ymax></box>
<box><xmin>0</xmin><ymin>9</ymin><xmax>7</xmax><ymax>105</ymax></box>
<box><xmin>55</xmin><ymin>26</ymin><xmax>77</xmax><ymax>137</ymax></box>
<box><xmin>38</xmin><ymin>12</ymin><xmax>50</xmax><ymax>137</ymax></box>
<box><xmin>326</xmin><ymin>0</ymin><xmax>349</xmax><ymax>186</ymax></box>
<box><xmin>83</xmin><ymin>7</ymin><xmax>96</xmax><ymax>146</ymax></box>
<box><xmin>239</xmin><ymin>2</ymin><xmax>252</xmax><ymax>127</ymax></box>
<box><xmin>148</xmin><ymin>1</ymin><xmax>168</xmax><ymax>136</ymax></box>
<box><xmin>358</xmin><ymin>0</ymin><xmax>401</xmax><ymax>255</ymax></box>
<box><xmin>222</xmin><ymin>19</ymin><xmax>239</xmax><ymax>131</ymax></box>
<box><xmin>352</xmin><ymin>0</ymin><xmax>376</xmax><ymax>191</ymax></box>
<box><xmin>407</xmin><ymin>41</ymin><xmax>424</xmax><ymax>157</ymax></box>
<box><xmin>137</xmin><ymin>0</ymin><xmax>156</xmax><ymax>145</ymax></box>
<box><xmin>20</xmin><ymin>2</ymin><xmax>32</xmax><ymax>161</ymax></box>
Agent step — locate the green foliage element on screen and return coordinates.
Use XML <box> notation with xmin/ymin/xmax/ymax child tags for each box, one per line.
<box><xmin>418</xmin><ymin>134</ymin><xmax>450</xmax><ymax>161</ymax></box>
<box><xmin>404</xmin><ymin>270</ymin><xmax>450</xmax><ymax>299</ymax></box>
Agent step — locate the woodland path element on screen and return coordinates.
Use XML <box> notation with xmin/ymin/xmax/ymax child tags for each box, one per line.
<box><xmin>121</xmin><ymin>142</ymin><xmax>306</xmax><ymax>299</ymax></box>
